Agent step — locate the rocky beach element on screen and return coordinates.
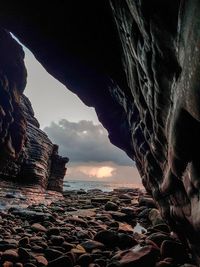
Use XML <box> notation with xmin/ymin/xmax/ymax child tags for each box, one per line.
<box><xmin>1</xmin><ymin>1</ymin><xmax>200</xmax><ymax>263</ymax></box>
<box><xmin>0</xmin><ymin>187</ymin><xmax>195</xmax><ymax>267</ymax></box>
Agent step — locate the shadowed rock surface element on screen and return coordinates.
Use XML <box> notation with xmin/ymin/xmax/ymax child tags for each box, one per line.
<box><xmin>19</xmin><ymin>95</ymin><xmax>69</xmax><ymax>191</ymax></box>
<box><xmin>0</xmin><ymin>68</ymin><xmax>68</xmax><ymax>192</ymax></box>
<box><xmin>48</xmin><ymin>145</ymin><xmax>69</xmax><ymax>192</ymax></box>
<box><xmin>0</xmin><ymin>0</ymin><xmax>200</xmax><ymax>262</ymax></box>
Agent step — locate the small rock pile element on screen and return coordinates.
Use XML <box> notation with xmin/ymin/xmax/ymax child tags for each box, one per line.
<box><xmin>0</xmin><ymin>188</ymin><xmax>196</xmax><ymax>267</ymax></box>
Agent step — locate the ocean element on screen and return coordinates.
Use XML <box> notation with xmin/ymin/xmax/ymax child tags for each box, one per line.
<box><xmin>63</xmin><ymin>180</ymin><xmax>143</xmax><ymax>192</ymax></box>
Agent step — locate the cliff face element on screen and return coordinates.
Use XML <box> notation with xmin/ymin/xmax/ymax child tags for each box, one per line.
<box><xmin>0</xmin><ymin>33</ymin><xmax>68</xmax><ymax>192</ymax></box>
<box><xmin>0</xmin><ymin>93</ymin><xmax>68</xmax><ymax>192</ymax></box>
<box><xmin>48</xmin><ymin>144</ymin><xmax>69</xmax><ymax>192</ymax></box>
<box><xmin>0</xmin><ymin>29</ymin><xmax>26</xmax><ymax>169</ymax></box>
<box><xmin>0</xmin><ymin>0</ymin><xmax>200</xmax><ymax>260</ymax></box>
<box><xmin>19</xmin><ymin>95</ymin><xmax>67</xmax><ymax>190</ymax></box>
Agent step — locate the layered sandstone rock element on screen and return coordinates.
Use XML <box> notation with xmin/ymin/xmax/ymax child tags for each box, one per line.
<box><xmin>0</xmin><ymin>28</ymin><xmax>27</xmax><ymax>168</ymax></box>
<box><xmin>0</xmin><ymin>0</ymin><xmax>200</xmax><ymax>261</ymax></box>
<box><xmin>0</xmin><ymin>93</ymin><xmax>69</xmax><ymax>192</ymax></box>
<box><xmin>0</xmin><ymin>30</ymin><xmax>68</xmax><ymax>191</ymax></box>
<box><xmin>19</xmin><ymin>95</ymin><xmax>55</xmax><ymax>188</ymax></box>
<box><xmin>48</xmin><ymin>145</ymin><xmax>69</xmax><ymax>192</ymax></box>
<box><xmin>19</xmin><ymin>95</ymin><xmax>69</xmax><ymax>191</ymax></box>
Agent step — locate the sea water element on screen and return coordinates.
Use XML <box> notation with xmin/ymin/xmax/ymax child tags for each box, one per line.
<box><xmin>63</xmin><ymin>180</ymin><xmax>142</xmax><ymax>192</ymax></box>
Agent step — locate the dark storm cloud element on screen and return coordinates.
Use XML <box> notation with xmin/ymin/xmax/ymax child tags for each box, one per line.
<box><xmin>44</xmin><ymin>119</ymin><xmax>133</xmax><ymax>166</ymax></box>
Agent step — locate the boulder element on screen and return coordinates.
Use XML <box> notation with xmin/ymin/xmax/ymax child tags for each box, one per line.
<box><xmin>105</xmin><ymin>201</ymin><xmax>118</xmax><ymax>211</ymax></box>
<box><xmin>149</xmin><ymin>209</ymin><xmax>165</xmax><ymax>226</ymax></box>
<box><xmin>138</xmin><ymin>197</ymin><xmax>157</xmax><ymax>209</ymax></box>
<box><xmin>160</xmin><ymin>240</ymin><xmax>189</xmax><ymax>263</ymax></box>
<box><xmin>81</xmin><ymin>240</ymin><xmax>104</xmax><ymax>252</ymax></box>
<box><xmin>111</xmin><ymin>245</ymin><xmax>158</xmax><ymax>267</ymax></box>
<box><xmin>47</xmin><ymin>255</ymin><xmax>73</xmax><ymax>267</ymax></box>
<box><xmin>94</xmin><ymin>230</ymin><xmax>119</xmax><ymax>248</ymax></box>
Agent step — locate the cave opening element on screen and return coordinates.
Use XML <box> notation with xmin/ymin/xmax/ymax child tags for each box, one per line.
<box><xmin>16</xmin><ymin>38</ymin><xmax>142</xmax><ymax>192</ymax></box>
<box><xmin>1</xmin><ymin>2</ymin><xmax>200</xmax><ymax>264</ymax></box>
<box><xmin>23</xmin><ymin>46</ymin><xmax>142</xmax><ymax>191</ymax></box>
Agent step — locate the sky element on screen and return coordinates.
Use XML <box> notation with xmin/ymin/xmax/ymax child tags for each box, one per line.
<box><xmin>23</xmin><ymin>45</ymin><xmax>142</xmax><ymax>187</ymax></box>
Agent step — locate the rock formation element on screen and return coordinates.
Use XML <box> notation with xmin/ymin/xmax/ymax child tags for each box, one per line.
<box><xmin>19</xmin><ymin>95</ymin><xmax>69</xmax><ymax>191</ymax></box>
<box><xmin>0</xmin><ymin>45</ymin><xmax>68</xmax><ymax>192</ymax></box>
<box><xmin>48</xmin><ymin>145</ymin><xmax>69</xmax><ymax>192</ymax></box>
<box><xmin>0</xmin><ymin>0</ymin><xmax>200</xmax><ymax>262</ymax></box>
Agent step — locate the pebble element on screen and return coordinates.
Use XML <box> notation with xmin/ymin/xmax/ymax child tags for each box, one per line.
<box><xmin>107</xmin><ymin>211</ymin><xmax>128</xmax><ymax>222</ymax></box>
<box><xmin>0</xmin><ymin>188</ymin><xmax>193</xmax><ymax>267</ymax></box>
<box><xmin>18</xmin><ymin>247</ymin><xmax>31</xmax><ymax>261</ymax></box>
<box><xmin>62</xmin><ymin>242</ymin><xmax>74</xmax><ymax>252</ymax></box>
<box><xmin>91</xmin><ymin>198</ymin><xmax>110</xmax><ymax>204</ymax></box>
<box><xmin>77</xmin><ymin>253</ymin><xmax>92</xmax><ymax>266</ymax></box>
<box><xmin>50</xmin><ymin>235</ymin><xmax>65</xmax><ymax>246</ymax></box>
<box><xmin>19</xmin><ymin>237</ymin><xmax>29</xmax><ymax>247</ymax></box>
<box><xmin>35</xmin><ymin>255</ymin><xmax>48</xmax><ymax>266</ymax></box>
<box><xmin>151</xmin><ymin>224</ymin><xmax>170</xmax><ymax>234</ymax></box>
<box><xmin>156</xmin><ymin>260</ymin><xmax>174</xmax><ymax>267</ymax></box>
<box><xmin>31</xmin><ymin>223</ymin><xmax>47</xmax><ymax>233</ymax></box>
<box><xmin>94</xmin><ymin>230</ymin><xmax>119</xmax><ymax>248</ymax></box>
<box><xmin>160</xmin><ymin>240</ymin><xmax>188</xmax><ymax>263</ymax></box>
<box><xmin>45</xmin><ymin>248</ymin><xmax>63</xmax><ymax>261</ymax></box>
<box><xmin>149</xmin><ymin>209</ymin><xmax>164</xmax><ymax>226</ymax></box>
<box><xmin>146</xmin><ymin>233</ymin><xmax>172</xmax><ymax>248</ymax></box>
<box><xmin>46</xmin><ymin>227</ymin><xmax>60</xmax><ymax>236</ymax></box>
<box><xmin>118</xmin><ymin>233</ymin><xmax>138</xmax><ymax>249</ymax></box>
<box><xmin>81</xmin><ymin>240</ymin><xmax>104</xmax><ymax>252</ymax></box>
<box><xmin>3</xmin><ymin>262</ymin><xmax>14</xmax><ymax>267</ymax></box>
<box><xmin>111</xmin><ymin>245</ymin><xmax>158</xmax><ymax>267</ymax></box>
<box><xmin>105</xmin><ymin>201</ymin><xmax>118</xmax><ymax>211</ymax></box>
<box><xmin>47</xmin><ymin>255</ymin><xmax>73</xmax><ymax>267</ymax></box>
<box><xmin>138</xmin><ymin>197</ymin><xmax>157</xmax><ymax>208</ymax></box>
<box><xmin>71</xmin><ymin>244</ymin><xmax>86</xmax><ymax>254</ymax></box>
<box><xmin>1</xmin><ymin>249</ymin><xmax>19</xmax><ymax>262</ymax></box>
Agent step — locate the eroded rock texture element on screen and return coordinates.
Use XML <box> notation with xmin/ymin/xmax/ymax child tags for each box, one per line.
<box><xmin>0</xmin><ymin>28</ymin><xmax>26</xmax><ymax>167</ymax></box>
<box><xmin>0</xmin><ymin>29</ymin><xmax>68</xmax><ymax>191</ymax></box>
<box><xmin>0</xmin><ymin>92</ymin><xmax>69</xmax><ymax>192</ymax></box>
<box><xmin>19</xmin><ymin>95</ymin><xmax>67</xmax><ymax>191</ymax></box>
<box><xmin>48</xmin><ymin>145</ymin><xmax>69</xmax><ymax>192</ymax></box>
<box><xmin>0</xmin><ymin>0</ymin><xmax>200</xmax><ymax>261</ymax></box>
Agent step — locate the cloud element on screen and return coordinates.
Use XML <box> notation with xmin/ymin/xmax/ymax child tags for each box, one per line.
<box><xmin>68</xmin><ymin>164</ymin><xmax>115</xmax><ymax>179</ymax></box>
<box><xmin>44</xmin><ymin>119</ymin><xmax>133</xmax><ymax>165</ymax></box>
<box><xmin>44</xmin><ymin>120</ymin><xmax>142</xmax><ymax>186</ymax></box>
<box><xmin>65</xmin><ymin>161</ymin><xmax>142</xmax><ymax>187</ymax></box>
<box><xmin>76</xmin><ymin>165</ymin><xmax>115</xmax><ymax>178</ymax></box>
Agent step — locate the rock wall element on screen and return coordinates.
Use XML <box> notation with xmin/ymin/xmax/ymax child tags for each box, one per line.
<box><xmin>20</xmin><ymin>95</ymin><xmax>69</xmax><ymax>192</ymax></box>
<box><xmin>0</xmin><ymin>0</ymin><xmax>200</xmax><ymax>261</ymax></box>
<box><xmin>0</xmin><ymin>28</ymin><xmax>27</xmax><ymax>168</ymax></box>
<box><xmin>48</xmin><ymin>144</ymin><xmax>69</xmax><ymax>192</ymax></box>
<box><xmin>0</xmin><ymin>92</ymin><xmax>68</xmax><ymax>192</ymax></box>
<box><xmin>18</xmin><ymin>95</ymin><xmax>55</xmax><ymax>188</ymax></box>
<box><xmin>0</xmin><ymin>30</ymin><xmax>68</xmax><ymax>191</ymax></box>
